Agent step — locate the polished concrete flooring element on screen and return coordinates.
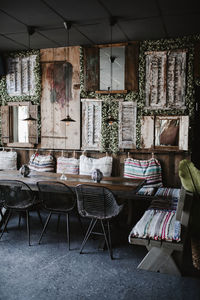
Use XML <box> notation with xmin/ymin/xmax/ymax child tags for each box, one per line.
<box><xmin>0</xmin><ymin>211</ymin><xmax>200</xmax><ymax>300</ymax></box>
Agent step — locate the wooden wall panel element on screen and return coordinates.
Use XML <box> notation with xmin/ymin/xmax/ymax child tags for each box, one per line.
<box><xmin>40</xmin><ymin>46</ymin><xmax>80</xmax><ymax>150</ymax></box>
<box><xmin>194</xmin><ymin>42</ymin><xmax>200</xmax><ymax>79</ymax></box>
<box><xmin>83</xmin><ymin>47</ymin><xmax>99</xmax><ymax>92</ymax></box>
<box><xmin>125</xmin><ymin>42</ymin><xmax>139</xmax><ymax>91</ymax></box>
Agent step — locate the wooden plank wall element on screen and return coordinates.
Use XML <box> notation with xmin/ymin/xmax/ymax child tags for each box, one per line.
<box><xmin>40</xmin><ymin>47</ymin><xmax>80</xmax><ymax>149</ymax></box>
<box><xmin>14</xmin><ymin>149</ymin><xmax>190</xmax><ymax>187</ymax></box>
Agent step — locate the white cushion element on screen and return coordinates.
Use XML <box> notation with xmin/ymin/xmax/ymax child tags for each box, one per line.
<box><xmin>79</xmin><ymin>155</ymin><xmax>113</xmax><ymax>177</ymax></box>
<box><xmin>0</xmin><ymin>151</ymin><xmax>17</xmax><ymax>170</ymax></box>
<box><xmin>57</xmin><ymin>157</ymin><xmax>79</xmax><ymax>174</ymax></box>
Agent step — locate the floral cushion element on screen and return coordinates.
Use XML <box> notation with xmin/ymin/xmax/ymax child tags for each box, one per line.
<box><xmin>0</xmin><ymin>151</ymin><xmax>17</xmax><ymax>170</ymax></box>
<box><xmin>57</xmin><ymin>157</ymin><xmax>79</xmax><ymax>175</ymax></box>
<box><xmin>124</xmin><ymin>158</ymin><xmax>162</xmax><ymax>188</ymax></box>
<box><xmin>29</xmin><ymin>153</ymin><xmax>55</xmax><ymax>172</ymax></box>
<box><xmin>79</xmin><ymin>155</ymin><xmax>113</xmax><ymax>177</ymax></box>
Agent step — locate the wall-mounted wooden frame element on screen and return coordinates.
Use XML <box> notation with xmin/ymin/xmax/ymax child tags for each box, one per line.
<box><xmin>145</xmin><ymin>50</ymin><xmax>187</xmax><ymax>110</ymax></box>
<box><xmin>6</xmin><ymin>55</ymin><xmax>37</xmax><ymax>96</ymax></box>
<box><xmin>1</xmin><ymin>101</ymin><xmax>38</xmax><ymax>147</ymax></box>
<box><xmin>81</xmin><ymin>99</ymin><xmax>102</xmax><ymax>151</ymax></box>
<box><xmin>141</xmin><ymin>115</ymin><xmax>189</xmax><ymax>151</ymax></box>
<box><xmin>118</xmin><ymin>101</ymin><xmax>137</xmax><ymax>149</ymax></box>
<box><xmin>83</xmin><ymin>42</ymin><xmax>139</xmax><ymax>93</ymax></box>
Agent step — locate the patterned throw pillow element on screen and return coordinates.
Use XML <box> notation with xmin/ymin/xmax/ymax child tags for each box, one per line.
<box><xmin>154</xmin><ymin>187</ymin><xmax>180</xmax><ymax>210</ymax></box>
<box><xmin>0</xmin><ymin>151</ymin><xmax>17</xmax><ymax>170</ymax></box>
<box><xmin>129</xmin><ymin>209</ymin><xmax>181</xmax><ymax>243</ymax></box>
<box><xmin>124</xmin><ymin>157</ymin><xmax>162</xmax><ymax>187</ymax></box>
<box><xmin>79</xmin><ymin>155</ymin><xmax>113</xmax><ymax>177</ymax></box>
<box><xmin>57</xmin><ymin>157</ymin><xmax>79</xmax><ymax>175</ymax></box>
<box><xmin>29</xmin><ymin>153</ymin><xmax>55</xmax><ymax>172</ymax></box>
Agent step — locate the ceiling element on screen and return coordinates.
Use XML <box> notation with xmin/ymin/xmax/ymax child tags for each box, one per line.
<box><xmin>0</xmin><ymin>0</ymin><xmax>200</xmax><ymax>52</ymax></box>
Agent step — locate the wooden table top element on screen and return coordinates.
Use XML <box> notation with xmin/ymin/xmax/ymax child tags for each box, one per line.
<box><xmin>0</xmin><ymin>170</ymin><xmax>143</xmax><ymax>193</ymax></box>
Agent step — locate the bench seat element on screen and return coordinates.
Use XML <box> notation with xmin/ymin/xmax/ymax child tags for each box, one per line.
<box><xmin>129</xmin><ymin>187</ymin><xmax>193</xmax><ymax>275</ymax></box>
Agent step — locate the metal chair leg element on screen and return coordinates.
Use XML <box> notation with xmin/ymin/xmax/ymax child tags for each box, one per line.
<box><xmin>66</xmin><ymin>213</ymin><xmax>70</xmax><ymax>250</ymax></box>
<box><xmin>18</xmin><ymin>212</ymin><xmax>22</xmax><ymax>229</ymax></box>
<box><xmin>101</xmin><ymin>220</ymin><xmax>113</xmax><ymax>260</ymax></box>
<box><xmin>26</xmin><ymin>210</ymin><xmax>31</xmax><ymax>246</ymax></box>
<box><xmin>80</xmin><ymin>219</ymin><xmax>97</xmax><ymax>254</ymax></box>
<box><xmin>57</xmin><ymin>214</ymin><xmax>61</xmax><ymax>232</ymax></box>
<box><xmin>107</xmin><ymin>220</ymin><xmax>113</xmax><ymax>259</ymax></box>
<box><xmin>0</xmin><ymin>210</ymin><xmax>12</xmax><ymax>240</ymax></box>
<box><xmin>38</xmin><ymin>212</ymin><xmax>52</xmax><ymax>244</ymax></box>
<box><xmin>36</xmin><ymin>210</ymin><xmax>44</xmax><ymax>227</ymax></box>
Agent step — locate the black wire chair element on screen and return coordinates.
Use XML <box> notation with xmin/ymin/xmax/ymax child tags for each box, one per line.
<box><xmin>75</xmin><ymin>184</ymin><xmax>124</xmax><ymax>259</ymax></box>
<box><xmin>0</xmin><ymin>179</ymin><xmax>42</xmax><ymax>246</ymax></box>
<box><xmin>37</xmin><ymin>181</ymin><xmax>79</xmax><ymax>250</ymax></box>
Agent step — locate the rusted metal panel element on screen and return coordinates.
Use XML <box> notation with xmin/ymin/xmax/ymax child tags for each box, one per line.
<box><xmin>125</xmin><ymin>42</ymin><xmax>139</xmax><ymax>91</ymax></box>
<box><xmin>119</xmin><ymin>101</ymin><xmax>137</xmax><ymax>149</ymax></box>
<box><xmin>83</xmin><ymin>46</ymin><xmax>99</xmax><ymax>92</ymax></box>
<box><xmin>140</xmin><ymin>116</ymin><xmax>154</xmax><ymax>149</ymax></box>
<box><xmin>40</xmin><ymin>46</ymin><xmax>80</xmax><ymax>149</ymax></box>
<box><xmin>81</xmin><ymin>99</ymin><xmax>102</xmax><ymax>150</ymax></box>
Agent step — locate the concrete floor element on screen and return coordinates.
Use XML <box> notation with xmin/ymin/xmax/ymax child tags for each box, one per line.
<box><xmin>0</xmin><ymin>211</ymin><xmax>200</xmax><ymax>300</ymax></box>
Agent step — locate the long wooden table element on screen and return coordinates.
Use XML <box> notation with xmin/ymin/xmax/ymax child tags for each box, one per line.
<box><xmin>0</xmin><ymin>170</ymin><xmax>143</xmax><ymax>199</ymax></box>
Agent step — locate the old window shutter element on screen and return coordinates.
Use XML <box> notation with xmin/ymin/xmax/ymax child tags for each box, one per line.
<box><xmin>28</xmin><ymin>104</ymin><xmax>38</xmax><ymax>144</ymax></box>
<box><xmin>119</xmin><ymin>101</ymin><xmax>137</xmax><ymax>149</ymax></box>
<box><xmin>145</xmin><ymin>51</ymin><xmax>167</xmax><ymax>108</ymax></box>
<box><xmin>1</xmin><ymin>105</ymin><xmax>12</xmax><ymax>144</ymax></box>
<box><xmin>140</xmin><ymin>116</ymin><xmax>154</xmax><ymax>149</ymax></box>
<box><xmin>6</xmin><ymin>57</ymin><xmax>21</xmax><ymax>96</ymax></box>
<box><xmin>125</xmin><ymin>43</ymin><xmax>139</xmax><ymax>91</ymax></box>
<box><xmin>81</xmin><ymin>99</ymin><xmax>102</xmax><ymax>150</ymax></box>
<box><xmin>167</xmin><ymin>51</ymin><xmax>186</xmax><ymax>108</ymax></box>
<box><xmin>84</xmin><ymin>47</ymin><xmax>99</xmax><ymax>92</ymax></box>
<box><xmin>179</xmin><ymin>116</ymin><xmax>189</xmax><ymax>151</ymax></box>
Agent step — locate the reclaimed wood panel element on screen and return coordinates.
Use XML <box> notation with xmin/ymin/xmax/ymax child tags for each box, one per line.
<box><xmin>28</xmin><ymin>104</ymin><xmax>38</xmax><ymax>145</ymax></box>
<box><xmin>40</xmin><ymin>46</ymin><xmax>80</xmax><ymax>150</ymax></box>
<box><xmin>1</xmin><ymin>106</ymin><xmax>11</xmax><ymax>144</ymax></box>
<box><xmin>145</xmin><ymin>51</ymin><xmax>167</xmax><ymax>108</ymax></box>
<box><xmin>81</xmin><ymin>99</ymin><xmax>102</xmax><ymax>150</ymax></box>
<box><xmin>179</xmin><ymin>116</ymin><xmax>189</xmax><ymax>151</ymax></box>
<box><xmin>119</xmin><ymin>101</ymin><xmax>137</xmax><ymax>149</ymax></box>
<box><xmin>125</xmin><ymin>42</ymin><xmax>139</xmax><ymax>91</ymax></box>
<box><xmin>83</xmin><ymin>46</ymin><xmax>99</xmax><ymax>92</ymax></box>
<box><xmin>194</xmin><ymin>42</ymin><xmax>200</xmax><ymax>79</ymax></box>
<box><xmin>140</xmin><ymin>116</ymin><xmax>154</xmax><ymax>149</ymax></box>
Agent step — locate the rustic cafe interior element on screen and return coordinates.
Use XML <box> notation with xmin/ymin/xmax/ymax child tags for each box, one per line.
<box><xmin>0</xmin><ymin>0</ymin><xmax>200</xmax><ymax>299</ymax></box>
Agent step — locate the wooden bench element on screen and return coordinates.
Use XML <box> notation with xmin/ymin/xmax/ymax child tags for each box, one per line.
<box><xmin>129</xmin><ymin>186</ymin><xmax>194</xmax><ymax>275</ymax></box>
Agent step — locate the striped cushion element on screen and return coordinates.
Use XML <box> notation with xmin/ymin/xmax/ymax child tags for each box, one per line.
<box><xmin>129</xmin><ymin>209</ymin><xmax>181</xmax><ymax>242</ymax></box>
<box><xmin>29</xmin><ymin>153</ymin><xmax>55</xmax><ymax>172</ymax></box>
<box><xmin>124</xmin><ymin>158</ymin><xmax>162</xmax><ymax>187</ymax></box>
<box><xmin>136</xmin><ymin>187</ymin><xmax>156</xmax><ymax>196</ymax></box>
<box><xmin>79</xmin><ymin>155</ymin><xmax>113</xmax><ymax>177</ymax></box>
<box><xmin>57</xmin><ymin>157</ymin><xmax>79</xmax><ymax>175</ymax></box>
<box><xmin>155</xmin><ymin>187</ymin><xmax>180</xmax><ymax>210</ymax></box>
<box><xmin>0</xmin><ymin>151</ymin><xmax>17</xmax><ymax>170</ymax></box>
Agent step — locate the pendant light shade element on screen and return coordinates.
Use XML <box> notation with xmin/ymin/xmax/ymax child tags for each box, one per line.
<box><xmin>61</xmin><ymin>114</ymin><xmax>76</xmax><ymax>126</ymax></box>
<box><xmin>106</xmin><ymin>17</ymin><xmax>118</xmax><ymax>126</ymax></box>
<box><xmin>61</xmin><ymin>21</ymin><xmax>76</xmax><ymax>125</ymax></box>
<box><xmin>23</xmin><ymin>27</ymin><xmax>37</xmax><ymax>122</ymax></box>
